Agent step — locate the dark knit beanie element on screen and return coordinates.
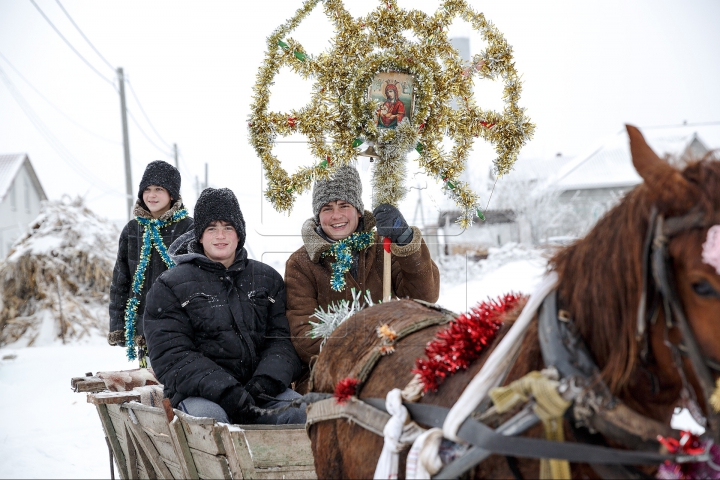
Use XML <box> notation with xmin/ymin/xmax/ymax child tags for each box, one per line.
<box><xmin>138</xmin><ymin>160</ymin><xmax>181</xmax><ymax>201</ymax></box>
<box><xmin>312</xmin><ymin>165</ymin><xmax>364</xmax><ymax>221</ymax></box>
<box><xmin>193</xmin><ymin>188</ymin><xmax>246</xmax><ymax>249</ymax></box>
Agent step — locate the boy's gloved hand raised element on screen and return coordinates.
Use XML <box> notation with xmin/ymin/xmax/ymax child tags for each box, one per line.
<box><xmin>373</xmin><ymin>204</ymin><xmax>413</xmax><ymax>246</ymax></box>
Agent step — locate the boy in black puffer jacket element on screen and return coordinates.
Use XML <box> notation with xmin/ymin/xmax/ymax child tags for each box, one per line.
<box><xmin>108</xmin><ymin>160</ymin><xmax>194</xmax><ymax>367</ymax></box>
<box><xmin>143</xmin><ymin>188</ymin><xmax>303</xmax><ymax>425</ymax></box>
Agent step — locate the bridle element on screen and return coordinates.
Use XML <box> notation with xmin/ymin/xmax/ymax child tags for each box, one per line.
<box><xmin>637</xmin><ymin>205</ymin><xmax>720</xmax><ymax>442</ymax></box>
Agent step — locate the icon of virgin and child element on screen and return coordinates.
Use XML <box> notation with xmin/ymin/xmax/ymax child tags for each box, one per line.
<box><xmin>371</xmin><ymin>73</ymin><xmax>414</xmax><ymax>130</ymax></box>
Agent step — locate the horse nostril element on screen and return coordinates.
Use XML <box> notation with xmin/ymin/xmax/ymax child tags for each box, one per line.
<box><xmin>692</xmin><ymin>280</ymin><xmax>720</xmax><ymax>299</ymax></box>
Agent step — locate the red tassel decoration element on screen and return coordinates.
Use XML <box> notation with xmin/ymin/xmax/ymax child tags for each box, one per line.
<box><xmin>383</xmin><ymin>237</ymin><xmax>392</xmax><ymax>253</ymax></box>
<box><xmin>413</xmin><ymin>293</ymin><xmax>525</xmax><ymax>392</ymax></box>
<box><xmin>334</xmin><ymin>377</ymin><xmax>358</xmax><ymax>404</ymax></box>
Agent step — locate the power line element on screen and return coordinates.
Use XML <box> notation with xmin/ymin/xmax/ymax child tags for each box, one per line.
<box><xmin>126</xmin><ymin>107</ymin><xmax>173</xmax><ymax>157</ymax></box>
<box><xmin>28</xmin><ymin>0</ymin><xmax>115</xmax><ymax>87</ymax></box>
<box><xmin>0</xmin><ymin>65</ymin><xmax>128</xmax><ymax>198</ymax></box>
<box><xmin>125</xmin><ymin>78</ymin><xmax>173</xmax><ymax>150</ymax></box>
<box><xmin>177</xmin><ymin>150</ymin><xmax>194</xmax><ymax>179</ymax></box>
<box><xmin>54</xmin><ymin>0</ymin><xmax>115</xmax><ymax>71</ymax></box>
<box><xmin>0</xmin><ymin>50</ymin><xmax>121</xmax><ymax>145</ymax></box>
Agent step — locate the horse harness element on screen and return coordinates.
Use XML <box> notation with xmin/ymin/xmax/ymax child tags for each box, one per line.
<box><xmin>293</xmin><ymin>207</ymin><xmax>720</xmax><ymax>478</ymax></box>
<box><xmin>637</xmin><ymin>206</ymin><xmax>720</xmax><ymax>442</ymax></box>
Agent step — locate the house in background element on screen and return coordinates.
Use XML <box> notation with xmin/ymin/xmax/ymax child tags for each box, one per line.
<box><xmin>437</xmin><ymin>209</ymin><xmax>518</xmax><ymax>258</ymax></box>
<box><xmin>432</xmin><ymin>123</ymin><xmax>720</xmax><ymax>255</ymax></box>
<box><xmin>0</xmin><ymin>154</ymin><xmax>47</xmax><ymax>260</ymax></box>
<box><xmin>544</xmin><ymin>123</ymin><xmax>720</xmax><ymax>238</ymax></box>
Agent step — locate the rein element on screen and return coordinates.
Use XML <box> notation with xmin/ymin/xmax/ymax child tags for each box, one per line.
<box><xmin>638</xmin><ymin>206</ymin><xmax>720</xmax><ymax>442</ymax></box>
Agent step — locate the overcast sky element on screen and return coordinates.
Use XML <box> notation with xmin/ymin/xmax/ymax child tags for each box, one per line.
<box><xmin>1</xmin><ymin>0</ymin><xmax>719</xmax><ymax>259</ymax></box>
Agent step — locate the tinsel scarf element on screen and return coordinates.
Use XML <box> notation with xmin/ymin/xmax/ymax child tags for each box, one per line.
<box><xmin>320</xmin><ymin>231</ymin><xmax>375</xmax><ymax>292</ymax></box>
<box><xmin>124</xmin><ymin>209</ymin><xmax>189</xmax><ymax>362</ymax></box>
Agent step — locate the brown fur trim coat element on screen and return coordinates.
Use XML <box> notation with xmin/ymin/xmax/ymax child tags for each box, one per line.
<box><xmin>284</xmin><ymin>211</ymin><xmax>440</xmax><ymax>366</ymax></box>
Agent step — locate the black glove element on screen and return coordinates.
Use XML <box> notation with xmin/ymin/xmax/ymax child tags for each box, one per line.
<box><xmin>218</xmin><ymin>386</ymin><xmax>258</xmax><ymax>424</ymax></box>
<box><xmin>373</xmin><ymin>204</ymin><xmax>413</xmax><ymax>246</ymax></box>
<box><xmin>107</xmin><ymin>330</ymin><xmax>126</xmax><ymax>347</ymax></box>
<box><xmin>246</xmin><ymin>375</ymin><xmax>285</xmax><ymax>403</ymax></box>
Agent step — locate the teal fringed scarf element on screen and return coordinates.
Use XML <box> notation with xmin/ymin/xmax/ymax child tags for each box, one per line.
<box><xmin>320</xmin><ymin>231</ymin><xmax>375</xmax><ymax>292</ymax></box>
<box><xmin>124</xmin><ymin>208</ymin><xmax>188</xmax><ymax>362</ymax></box>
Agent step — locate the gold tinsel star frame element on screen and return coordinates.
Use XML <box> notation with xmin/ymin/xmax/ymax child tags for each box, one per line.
<box><xmin>249</xmin><ymin>0</ymin><xmax>534</xmax><ymax>228</ymax></box>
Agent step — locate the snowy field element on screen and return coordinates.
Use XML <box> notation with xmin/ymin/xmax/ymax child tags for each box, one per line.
<box><xmin>0</xmin><ymin>337</ymin><xmax>138</xmax><ymax>479</ymax></box>
<box><xmin>0</xmin><ymin>245</ymin><xmax>700</xmax><ymax>479</ymax></box>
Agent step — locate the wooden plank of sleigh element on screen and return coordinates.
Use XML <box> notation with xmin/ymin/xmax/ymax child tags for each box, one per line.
<box><xmin>72</xmin><ymin>374</ymin><xmax>317</xmax><ymax>479</ymax></box>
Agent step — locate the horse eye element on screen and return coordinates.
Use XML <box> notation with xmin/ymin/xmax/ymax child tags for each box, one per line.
<box><xmin>692</xmin><ymin>280</ymin><xmax>720</xmax><ymax>298</ymax></box>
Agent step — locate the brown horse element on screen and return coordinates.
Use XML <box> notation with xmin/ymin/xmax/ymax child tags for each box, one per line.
<box><xmin>307</xmin><ymin>125</ymin><xmax>720</xmax><ymax>479</ymax></box>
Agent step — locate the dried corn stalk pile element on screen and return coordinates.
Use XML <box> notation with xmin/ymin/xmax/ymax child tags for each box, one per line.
<box><xmin>0</xmin><ymin>197</ymin><xmax>119</xmax><ymax>346</ymax></box>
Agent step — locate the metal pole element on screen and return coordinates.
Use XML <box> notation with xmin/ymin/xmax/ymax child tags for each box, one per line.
<box><xmin>173</xmin><ymin>143</ymin><xmax>179</xmax><ymax>169</ymax></box>
<box><xmin>204</xmin><ymin>163</ymin><xmax>208</xmax><ymax>189</ymax></box>
<box><xmin>117</xmin><ymin>68</ymin><xmax>133</xmax><ymax>220</ymax></box>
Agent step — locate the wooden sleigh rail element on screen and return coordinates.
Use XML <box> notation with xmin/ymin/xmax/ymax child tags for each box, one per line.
<box><xmin>72</xmin><ymin>374</ymin><xmax>316</xmax><ymax>480</ymax></box>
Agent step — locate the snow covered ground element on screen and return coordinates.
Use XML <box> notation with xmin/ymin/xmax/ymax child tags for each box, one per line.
<box><xmin>0</xmin><ymin>244</ymin><xmax>700</xmax><ymax>478</ymax></box>
<box><xmin>436</xmin><ymin>243</ymin><xmax>548</xmax><ymax>313</ymax></box>
<box><xmin>0</xmin><ymin>336</ymin><xmax>137</xmax><ymax>479</ymax></box>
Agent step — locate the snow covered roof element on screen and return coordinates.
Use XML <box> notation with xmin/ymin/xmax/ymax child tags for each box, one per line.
<box><xmin>548</xmin><ymin>123</ymin><xmax>720</xmax><ymax>191</ymax></box>
<box><xmin>0</xmin><ymin>153</ymin><xmax>47</xmax><ymax>203</ymax></box>
<box><xmin>498</xmin><ymin>154</ymin><xmax>575</xmax><ymax>183</ymax></box>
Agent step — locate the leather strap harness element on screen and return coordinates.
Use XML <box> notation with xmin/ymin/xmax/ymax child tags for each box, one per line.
<box><xmin>637</xmin><ymin>206</ymin><xmax>720</xmax><ymax>442</ymax></box>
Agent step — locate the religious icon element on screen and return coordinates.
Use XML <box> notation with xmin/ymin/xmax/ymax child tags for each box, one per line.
<box><xmin>368</xmin><ymin>71</ymin><xmax>415</xmax><ymax>130</ymax></box>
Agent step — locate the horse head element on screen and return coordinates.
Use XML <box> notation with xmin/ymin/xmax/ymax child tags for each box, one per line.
<box><xmin>628</xmin><ymin>125</ymin><xmax>720</xmax><ymax>434</ymax></box>
<box><xmin>553</xmin><ymin>125</ymin><xmax>720</xmax><ymax>435</ymax></box>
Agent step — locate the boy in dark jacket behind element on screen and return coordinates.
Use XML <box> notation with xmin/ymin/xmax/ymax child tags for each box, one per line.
<box><xmin>108</xmin><ymin>160</ymin><xmax>193</xmax><ymax>366</ymax></box>
<box><xmin>143</xmin><ymin>188</ymin><xmax>303</xmax><ymax>425</ymax></box>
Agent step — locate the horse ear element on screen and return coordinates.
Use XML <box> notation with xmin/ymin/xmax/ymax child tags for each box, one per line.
<box><xmin>626</xmin><ymin>124</ymin><xmax>698</xmax><ymax>213</ymax></box>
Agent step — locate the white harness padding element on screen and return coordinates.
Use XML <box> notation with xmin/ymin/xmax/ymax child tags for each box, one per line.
<box><xmin>442</xmin><ymin>272</ymin><xmax>559</xmax><ymax>442</ymax></box>
<box><xmin>374</xmin><ymin>388</ymin><xmax>409</xmax><ymax>479</ymax></box>
<box><xmin>405</xmin><ymin>428</ymin><xmax>444</xmax><ymax>479</ymax></box>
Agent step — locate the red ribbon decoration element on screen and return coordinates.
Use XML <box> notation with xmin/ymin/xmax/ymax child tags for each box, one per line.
<box><xmin>657</xmin><ymin>431</ymin><xmax>705</xmax><ymax>456</ymax></box>
<box><xmin>334</xmin><ymin>377</ymin><xmax>358</xmax><ymax>404</ymax></box>
<box><xmin>413</xmin><ymin>293</ymin><xmax>525</xmax><ymax>392</ymax></box>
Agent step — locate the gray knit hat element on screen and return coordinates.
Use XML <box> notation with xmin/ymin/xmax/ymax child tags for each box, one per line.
<box><xmin>193</xmin><ymin>188</ymin><xmax>246</xmax><ymax>249</ymax></box>
<box><xmin>312</xmin><ymin>165</ymin><xmax>364</xmax><ymax>221</ymax></box>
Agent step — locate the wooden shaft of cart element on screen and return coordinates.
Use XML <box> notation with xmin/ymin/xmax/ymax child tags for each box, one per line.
<box><xmin>383</xmin><ymin>237</ymin><xmax>391</xmax><ymax>302</ymax></box>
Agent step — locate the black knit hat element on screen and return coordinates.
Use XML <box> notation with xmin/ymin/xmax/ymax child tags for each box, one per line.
<box><xmin>193</xmin><ymin>188</ymin><xmax>246</xmax><ymax>249</ymax></box>
<box><xmin>138</xmin><ymin>160</ymin><xmax>181</xmax><ymax>202</ymax></box>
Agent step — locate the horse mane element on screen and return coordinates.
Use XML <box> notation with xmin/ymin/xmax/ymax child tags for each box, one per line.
<box><xmin>549</xmin><ymin>154</ymin><xmax>720</xmax><ymax>395</ymax></box>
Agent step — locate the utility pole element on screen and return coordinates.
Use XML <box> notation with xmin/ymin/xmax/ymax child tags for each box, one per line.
<box><xmin>173</xmin><ymin>143</ymin><xmax>179</xmax><ymax>169</ymax></box>
<box><xmin>412</xmin><ymin>184</ymin><xmax>425</xmax><ymax>228</ymax></box>
<box><xmin>204</xmin><ymin>163</ymin><xmax>208</xmax><ymax>190</ymax></box>
<box><xmin>117</xmin><ymin>67</ymin><xmax>132</xmax><ymax>221</ymax></box>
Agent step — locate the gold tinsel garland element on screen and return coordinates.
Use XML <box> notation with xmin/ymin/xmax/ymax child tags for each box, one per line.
<box><xmin>249</xmin><ymin>0</ymin><xmax>534</xmax><ymax>228</ymax></box>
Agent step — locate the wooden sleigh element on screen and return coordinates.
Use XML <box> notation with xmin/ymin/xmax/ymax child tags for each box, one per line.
<box><xmin>71</xmin><ymin>372</ymin><xmax>316</xmax><ymax>480</ymax></box>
